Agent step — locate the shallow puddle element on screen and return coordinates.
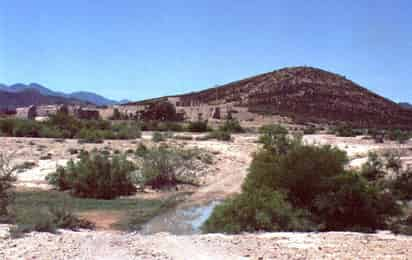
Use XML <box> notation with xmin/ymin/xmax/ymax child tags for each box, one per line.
<box><xmin>140</xmin><ymin>201</ymin><xmax>220</xmax><ymax>235</ymax></box>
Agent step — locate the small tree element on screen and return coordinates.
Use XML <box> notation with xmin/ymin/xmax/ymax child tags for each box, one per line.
<box><xmin>0</xmin><ymin>153</ymin><xmax>16</xmax><ymax>222</ymax></box>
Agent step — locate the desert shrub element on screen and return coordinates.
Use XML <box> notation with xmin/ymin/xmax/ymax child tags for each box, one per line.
<box><xmin>152</xmin><ymin>131</ymin><xmax>165</xmax><ymax>142</ymax></box>
<box><xmin>207</xmin><ymin>130</ymin><xmax>231</xmax><ymax>141</ymax></box>
<box><xmin>76</xmin><ymin>129</ymin><xmax>104</xmax><ymax>144</ymax></box>
<box><xmin>361</xmin><ymin>152</ymin><xmax>386</xmax><ymax>182</ymax></box>
<box><xmin>0</xmin><ymin>153</ymin><xmax>16</xmax><ymax>223</ymax></box>
<box><xmin>219</xmin><ymin>119</ymin><xmax>244</xmax><ymax>133</ymax></box>
<box><xmin>333</xmin><ymin>124</ymin><xmax>358</xmax><ymax>137</ymax></box>
<box><xmin>388</xmin><ymin>129</ymin><xmax>411</xmax><ymax>144</ymax></box>
<box><xmin>390</xmin><ymin>214</ymin><xmax>412</xmax><ymax>236</ymax></box>
<box><xmin>0</xmin><ymin>119</ymin><xmax>16</xmax><ymax>136</ymax></box>
<box><xmin>111</xmin><ymin>122</ymin><xmax>141</xmax><ymax>139</ymax></box>
<box><xmin>258</xmin><ymin>124</ymin><xmax>301</xmax><ymax>154</ymax></box>
<box><xmin>203</xmin><ymin>190</ymin><xmax>313</xmax><ymax>233</ymax></box>
<box><xmin>186</xmin><ymin>121</ymin><xmax>209</xmax><ymax>133</ymax></box>
<box><xmin>11</xmin><ymin>204</ymin><xmax>94</xmax><ymax>238</ymax></box>
<box><xmin>313</xmin><ymin>172</ymin><xmax>401</xmax><ymax>231</ymax></box>
<box><xmin>383</xmin><ymin>151</ymin><xmax>402</xmax><ymax>174</ymax></box>
<box><xmin>135</xmin><ymin>143</ymin><xmax>148</xmax><ymax>157</ymax></box>
<box><xmin>303</xmin><ymin>126</ymin><xmax>316</xmax><ymax>135</ymax></box>
<box><xmin>204</xmin><ymin>138</ymin><xmax>401</xmax><ymax>233</ymax></box>
<box><xmin>174</xmin><ymin>135</ymin><xmax>193</xmax><ymax>141</ymax></box>
<box><xmin>46</xmin><ymin>152</ymin><xmax>136</xmax><ymax>199</ymax></box>
<box><xmin>391</xmin><ymin>169</ymin><xmax>412</xmax><ymax>200</ymax></box>
<box><xmin>12</xmin><ymin>120</ymin><xmax>42</xmax><ymax>137</ymax></box>
<box><xmin>137</xmin><ymin>146</ymin><xmax>196</xmax><ymax>189</ymax></box>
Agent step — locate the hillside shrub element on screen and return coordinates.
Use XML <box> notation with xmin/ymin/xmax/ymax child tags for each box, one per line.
<box><xmin>46</xmin><ymin>152</ymin><xmax>136</xmax><ymax>199</ymax></box>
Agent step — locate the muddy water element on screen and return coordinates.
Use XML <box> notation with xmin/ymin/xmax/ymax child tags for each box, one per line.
<box><xmin>140</xmin><ymin>201</ymin><xmax>220</xmax><ymax>235</ymax></box>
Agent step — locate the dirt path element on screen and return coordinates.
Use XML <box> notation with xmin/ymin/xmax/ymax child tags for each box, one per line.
<box><xmin>184</xmin><ymin>136</ymin><xmax>257</xmax><ymax>205</ymax></box>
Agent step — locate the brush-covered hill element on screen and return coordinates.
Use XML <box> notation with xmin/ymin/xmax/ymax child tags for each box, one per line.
<box><xmin>165</xmin><ymin>67</ymin><xmax>411</xmax><ymax>129</ymax></box>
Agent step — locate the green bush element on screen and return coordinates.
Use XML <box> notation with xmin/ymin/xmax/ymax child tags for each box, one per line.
<box><xmin>12</xmin><ymin>120</ymin><xmax>42</xmax><ymax>137</ymax></box>
<box><xmin>135</xmin><ymin>143</ymin><xmax>148</xmax><ymax>157</ymax></box>
<box><xmin>388</xmin><ymin>129</ymin><xmax>411</xmax><ymax>144</ymax></box>
<box><xmin>46</xmin><ymin>152</ymin><xmax>136</xmax><ymax>199</ymax></box>
<box><xmin>361</xmin><ymin>152</ymin><xmax>386</xmax><ymax>182</ymax></box>
<box><xmin>391</xmin><ymin>170</ymin><xmax>412</xmax><ymax>200</ymax></box>
<box><xmin>11</xmin><ymin>204</ymin><xmax>94</xmax><ymax>238</ymax></box>
<box><xmin>152</xmin><ymin>131</ymin><xmax>165</xmax><ymax>142</ymax></box>
<box><xmin>138</xmin><ymin>146</ymin><xmax>196</xmax><ymax>189</ymax></box>
<box><xmin>76</xmin><ymin>129</ymin><xmax>104</xmax><ymax>144</ymax></box>
<box><xmin>333</xmin><ymin>124</ymin><xmax>358</xmax><ymax>137</ymax></box>
<box><xmin>203</xmin><ymin>190</ymin><xmax>313</xmax><ymax>233</ymax></box>
<box><xmin>219</xmin><ymin>119</ymin><xmax>244</xmax><ymax>133</ymax></box>
<box><xmin>186</xmin><ymin>121</ymin><xmax>209</xmax><ymax>132</ymax></box>
<box><xmin>258</xmin><ymin>124</ymin><xmax>301</xmax><ymax>154</ymax></box>
<box><xmin>204</xmin><ymin>131</ymin><xmax>401</xmax><ymax>233</ymax></box>
<box><xmin>111</xmin><ymin>122</ymin><xmax>142</xmax><ymax>139</ymax></box>
<box><xmin>0</xmin><ymin>153</ymin><xmax>16</xmax><ymax>223</ymax></box>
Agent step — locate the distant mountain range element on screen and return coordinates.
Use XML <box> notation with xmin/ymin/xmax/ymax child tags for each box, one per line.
<box><xmin>0</xmin><ymin>89</ymin><xmax>86</xmax><ymax>109</ymax></box>
<box><xmin>399</xmin><ymin>102</ymin><xmax>412</xmax><ymax>110</ymax></box>
<box><xmin>0</xmin><ymin>83</ymin><xmax>126</xmax><ymax>106</ymax></box>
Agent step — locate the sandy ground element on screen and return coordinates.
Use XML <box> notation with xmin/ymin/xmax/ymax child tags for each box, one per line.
<box><xmin>1</xmin><ymin>134</ymin><xmax>412</xmax><ymax>259</ymax></box>
<box><xmin>1</xmin><ymin>227</ymin><xmax>412</xmax><ymax>259</ymax></box>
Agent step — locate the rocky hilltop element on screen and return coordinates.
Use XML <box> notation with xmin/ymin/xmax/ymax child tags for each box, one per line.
<box><xmin>149</xmin><ymin>67</ymin><xmax>412</xmax><ymax>128</ymax></box>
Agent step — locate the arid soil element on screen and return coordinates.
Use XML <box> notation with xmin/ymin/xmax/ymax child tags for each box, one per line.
<box><xmin>1</xmin><ymin>133</ymin><xmax>412</xmax><ymax>259</ymax></box>
<box><xmin>1</xmin><ymin>227</ymin><xmax>412</xmax><ymax>259</ymax></box>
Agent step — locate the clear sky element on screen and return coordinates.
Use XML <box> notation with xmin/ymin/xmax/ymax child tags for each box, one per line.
<box><xmin>0</xmin><ymin>0</ymin><xmax>411</xmax><ymax>102</ymax></box>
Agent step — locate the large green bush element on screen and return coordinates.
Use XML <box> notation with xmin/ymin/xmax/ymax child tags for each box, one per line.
<box><xmin>46</xmin><ymin>152</ymin><xmax>136</xmax><ymax>199</ymax></box>
<box><xmin>204</xmin><ymin>127</ymin><xmax>402</xmax><ymax>234</ymax></box>
<box><xmin>203</xmin><ymin>190</ymin><xmax>313</xmax><ymax>233</ymax></box>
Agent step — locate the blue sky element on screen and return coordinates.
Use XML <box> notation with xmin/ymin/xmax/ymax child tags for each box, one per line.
<box><xmin>0</xmin><ymin>0</ymin><xmax>411</xmax><ymax>102</ymax></box>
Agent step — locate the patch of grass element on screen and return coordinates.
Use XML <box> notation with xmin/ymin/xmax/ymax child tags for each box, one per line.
<box><xmin>14</xmin><ymin>190</ymin><xmax>181</xmax><ymax>231</ymax></box>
